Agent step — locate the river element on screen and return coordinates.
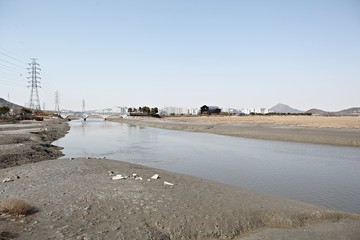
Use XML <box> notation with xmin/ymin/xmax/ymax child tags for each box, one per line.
<box><xmin>54</xmin><ymin>119</ymin><xmax>360</xmax><ymax>214</ymax></box>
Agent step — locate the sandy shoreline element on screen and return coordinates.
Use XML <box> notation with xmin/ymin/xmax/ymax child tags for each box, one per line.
<box><xmin>110</xmin><ymin>116</ymin><xmax>360</xmax><ymax>147</ymax></box>
<box><xmin>1</xmin><ymin>118</ymin><xmax>360</xmax><ymax>239</ymax></box>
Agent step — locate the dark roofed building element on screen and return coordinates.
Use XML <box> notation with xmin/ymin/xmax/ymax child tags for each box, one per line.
<box><xmin>200</xmin><ymin>105</ymin><xmax>221</xmax><ymax>115</ymax></box>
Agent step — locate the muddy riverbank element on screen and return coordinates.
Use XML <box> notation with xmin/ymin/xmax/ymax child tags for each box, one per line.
<box><xmin>1</xmin><ymin>158</ymin><xmax>360</xmax><ymax>239</ymax></box>
<box><xmin>0</xmin><ymin>118</ymin><xmax>70</xmax><ymax>168</ymax></box>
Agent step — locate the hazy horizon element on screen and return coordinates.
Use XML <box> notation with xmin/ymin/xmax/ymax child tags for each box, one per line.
<box><xmin>1</xmin><ymin>1</ymin><xmax>359</xmax><ymax>112</ymax></box>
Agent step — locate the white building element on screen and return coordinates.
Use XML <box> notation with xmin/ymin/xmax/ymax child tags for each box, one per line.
<box><xmin>161</xmin><ymin>107</ymin><xmax>199</xmax><ymax>116</ymax></box>
<box><xmin>162</xmin><ymin>106</ymin><xmax>187</xmax><ymax>115</ymax></box>
<box><xmin>239</xmin><ymin>108</ymin><xmax>251</xmax><ymax>115</ymax></box>
<box><xmin>188</xmin><ymin>108</ymin><xmax>199</xmax><ymax>115</ymax></box>
<box><xmin>239</xmin><ymin>108</ymin><xmax>270</xmax><ymax>115</ymax></box>
<box><xmin>112</xmin><ymin>106</ymin><xmax>128</xmax><ymax>115</ymax></box>
<box><xmin>222</xmin><ymin>108</ymin><xmax>239</xmax><ymax>114</ymax></box>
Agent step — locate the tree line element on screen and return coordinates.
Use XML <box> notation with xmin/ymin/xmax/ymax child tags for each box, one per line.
<box><xmin>128</xmin><ymin>106</ymin><xmax>158</xmax><ymax>116</ymax></box>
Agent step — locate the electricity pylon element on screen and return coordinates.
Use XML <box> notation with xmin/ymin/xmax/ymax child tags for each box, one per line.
<box><xmin>27</xmin><ymin>58</ymin><xmax>41</xmax><ymax>110</ymax></box>
<box><xmin>82</xmin><ymin>99</ymin><xmax>85</xmax><ymax>113</ymax></box>
<box><xmin>54</xmin><ymin>90</ymin><xmax>60</xmax><ymax>113</ymax></box>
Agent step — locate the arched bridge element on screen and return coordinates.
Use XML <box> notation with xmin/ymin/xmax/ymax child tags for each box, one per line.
<box><xmin>59</xmin><ymin>112</ymin><xmax>118</xmax><ymax>121</ymax></box>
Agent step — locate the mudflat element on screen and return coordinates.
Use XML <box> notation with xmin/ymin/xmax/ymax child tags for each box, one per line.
<box><xmin>1</xmin><ymin>158</ymin><xmax>360</xmax><ymax>240</ymax></box>
<box><xmin>112</xmin><ymin>116</ymin><xmax>360</xmax><ymax>147</ymax></box>
<box><xmin>0</xmin><ymin>118</ymin><xmax>69</xmax><ymax>169</ymax></box>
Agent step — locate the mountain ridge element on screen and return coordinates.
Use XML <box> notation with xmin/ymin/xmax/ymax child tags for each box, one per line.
<box><xmin>306</xmin><ymin>107</ymin><xmax>360</xmax><ymax>116</ymax></box>
<box><xmin>269</xmin><ymin>103</ymin><xmax>304</xmax><ymax>114</ymax></box>
<box><xmin>269</xmin><ymin>103</ymin><xmax>360</xmax><ymax>116</ymax></box>
<box><xmin>0</xmin><ymin>98</ymin><xmax>23</xmax><ymax>110</ymax></box>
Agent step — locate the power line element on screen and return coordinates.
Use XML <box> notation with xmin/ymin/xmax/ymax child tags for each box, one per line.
<box><xmin>0</xmin><ymin>74</ymin><xmax>25</xmax><ymax>83</ymax></box>
<box><xmin>0</xmin><ymin>51</ymin><xmax>28</xmax><ymax>64</ymax></box>
<box><xmin>0</xmin><ymin>74</ymin><xmax>24</xmax><ymax>81</ymax></box>
<box><xmin>0</xmin><ymin>70</ymin><xmax>25</xmax><ymax>77</ymax></box>
<box><xmin>0</xmin><ymin>47</ymin><xmax>28</xmax><ymax>62</ymax></box>
<box><xmin>0</xmin><ymin>79</ymin><xmax>24</xmax><ymax>86</ymax></box>
<box><xmin>0</xmin><ymin>70</ymin><xmax>25</xmax><ymax>79</ymax></box>
<box><xmin>0</xmin><ymin>82</ymin><xmax>19</xmax><ymax>86</ymax></box>
<box><xmin>0</xmin><ymin>62</ymin><xmax>27</xmax><ymax>73</ymax></box>
<box><xmin>0</xmin><ymin>58</ymin><xmax>26</xmax><ymax>69</ymax></box>
<box><xmin>0</xmin><ymin>78</ymin><xmax>23</xmax><ymax>84</ymax></box>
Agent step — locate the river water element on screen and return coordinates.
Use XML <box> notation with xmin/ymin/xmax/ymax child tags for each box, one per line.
<box><xmin>54</xmin><ymin>119</ymin><xmax>360</xmax><ymax>214</ymax></box>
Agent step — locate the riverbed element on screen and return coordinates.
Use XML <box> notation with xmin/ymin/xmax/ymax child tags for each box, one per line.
<box><xmin>54</xmin><ymin>119</ymin><xmax>360</xmax><ymax>214</ymax></box>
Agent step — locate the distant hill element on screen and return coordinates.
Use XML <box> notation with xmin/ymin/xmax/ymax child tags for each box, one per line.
<box><xmin>306</xmin><ymin>107</ymin><xmax>360</xmax><ymax>116</ymax></box>
<box><xmin>269</xmin><ymin>103</ymin><xmax>304</xmax><ymax>114</ymax></box>
<box><xmin>336</xmin><ymin>107</ymin><xmax>360</xmax><ymax>116</ymax></box>
<box><xmin>0</xmin><ymin>98</ymin><xmax>23</xmax><ymax>111</ymax></box>
<box><xmin>305</xmin><ymin>108</ymin><xmax>328</xmax><ymax>115</ymax></box>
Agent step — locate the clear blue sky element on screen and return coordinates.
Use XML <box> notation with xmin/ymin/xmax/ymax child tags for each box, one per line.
<box><xmin>1</xmin><ymin>0</ymin><xmax>359</xmax><ymax>111</ymax></box>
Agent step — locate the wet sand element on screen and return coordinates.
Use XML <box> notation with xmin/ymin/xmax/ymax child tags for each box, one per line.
<box><xmin>1</xmin><ymin>158</ymin><xmax>360</xmax><ymax>239</ymax></box>
<box><xmin>111</xmin><ymin>116</ymin><xmax>360</xmax><ymax>147</ymax></box>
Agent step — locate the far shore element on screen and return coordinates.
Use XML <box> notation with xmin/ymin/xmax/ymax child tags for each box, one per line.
<box><xmin>110</xmin><ymin>115</ymin><xmax>360</xmax><ymax>147</ymax></box>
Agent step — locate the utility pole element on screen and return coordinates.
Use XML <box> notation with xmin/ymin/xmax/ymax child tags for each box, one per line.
<box><xmin>27</xmin><ymin>58</ymin><xmax>41</xmax><ymax>110</ymax></box>
<box><xmin>82</xmin><ymin>99</ymin><xmax>85</xmax><ymax>113</ymax></box>
<box><xmin>7</xmin><ymin>92</ymin><xmax>10</xmax><ymax>101</ymax></box>
<box><xmin>43</xmin><ymin>102</ymin><xmax>45</xmax><ymax>111</ymax></box>
<box><xmin>54</xmin><ymin>90</ymin><xmax>60</xmax><ymax>113</ymax></box>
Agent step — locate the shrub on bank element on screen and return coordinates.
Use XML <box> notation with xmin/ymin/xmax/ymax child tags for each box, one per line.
<box><xmin>0</xmin><ymin>198</ymin><xmax>32</xmax><ymax>216</ymax></box>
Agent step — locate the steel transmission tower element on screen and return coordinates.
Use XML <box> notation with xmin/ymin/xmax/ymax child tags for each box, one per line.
<box><xmin>82</xmin><ymin>99</ymin><xmax>85</xmax><ymax>113</ymax></box>
<box><xmin>27</xmin><ymin>58</ymin><xmax>41</xmax><ymax>110</ymax></box>
<box><xmin>54</xmin><ymin>90</ymin><xmax>60</xmax><ymax>113</ymax></box>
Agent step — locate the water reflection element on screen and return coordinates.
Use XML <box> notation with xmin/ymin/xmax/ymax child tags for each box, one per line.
<box><xmin>55</xmin><ymin>119</ymin><xmax>360</xmax><ymax>214</ymax></box>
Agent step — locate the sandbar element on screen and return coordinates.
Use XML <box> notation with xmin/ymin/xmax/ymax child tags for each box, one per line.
<box><xmin>111</xmin><ymin>116</ymin><xmax>360</xmax><ymax>147</ymax></box>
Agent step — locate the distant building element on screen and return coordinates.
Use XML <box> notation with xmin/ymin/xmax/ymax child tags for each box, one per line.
<box><xmin>200</xmin><ymin>105</ymin><xmax>221</xmax><ymax>115</ymax></box>
<box><xmin>188</xmin><ymin>108</ymin><xmax>199</xmax><ymax>115</ymax></box>
<box><xmin>112</xmin><ymin>106</ymin><xmax>128</xmax><ymax>115</ymax></box>
<box><xmin>222</xmin><ymin>108</ymin><xmax>239</xmax><ymax>114</ymax></box>
<box><xmin>239</xmin><ymin>108</ymin><xmax>251</xmax><ymax>115</ymax></box>
<box><xmin>162</xmin><ymin>106</ymin><xmax>189</xmax><ymax>116</ymax></box>
<box><xmin>239</xmin><ymin>107</ymin><xmax>269</xmax><ymax>115</ymax></box>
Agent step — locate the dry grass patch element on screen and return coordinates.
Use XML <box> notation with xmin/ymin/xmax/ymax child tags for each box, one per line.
<box><xmin>0</xmin><ymin>198</ymin><xmax>32</xmax><ymax>216</ymax></box>
<box><xmin>167</xmin><ymin>116</ymin><xmax>360</xmax><ymax>129</ymax></box>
